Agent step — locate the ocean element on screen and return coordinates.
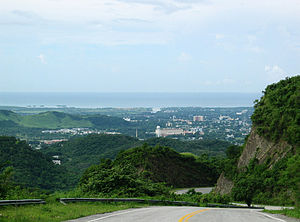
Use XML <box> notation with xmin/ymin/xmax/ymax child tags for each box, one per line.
<box><xmin>0</xmin><ymin>92</ymin><xmax>261</xmax><ymax>108</ymax></box>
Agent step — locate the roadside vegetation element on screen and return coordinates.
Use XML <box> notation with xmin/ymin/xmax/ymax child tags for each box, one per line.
<box><xmin>0</xmin><ymin>201</ymin><xmax>147</xmax><ymax>222</ymax></box>
<box><xmin>230</xmin><ymin>76</ymin><xmax>300</xmax><ymax>208</ymax></box>
<box><xmin>264</xmin><ymin>208</ymin><xmax>300</xmax><ymax>219</ymax></box>
<box><xmin>0</xmin><ymin>188</ymin><xmax>231</xmax><ymax>222</ymax></box>
<box><xmin>217</xmin><ymin>76</ymin><xmax>300</xmax><ymax>220</ymax></box>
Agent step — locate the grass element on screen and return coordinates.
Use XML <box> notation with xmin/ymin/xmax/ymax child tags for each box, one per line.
<box><xmin>264</xmin><ymin>208</ymin><xmax>300</xmax><ymax>219</ymax></box>
<box><xmin>0</xmin><ymin>202</ymin><xmax>147</xmax><ymax>222</ymax></box>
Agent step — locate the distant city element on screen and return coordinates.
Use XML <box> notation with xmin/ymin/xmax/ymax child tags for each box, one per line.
<box><xmin>2</xmin><ymin>106</ymin><xmax>253</xmax><ymax>148</ymax></box>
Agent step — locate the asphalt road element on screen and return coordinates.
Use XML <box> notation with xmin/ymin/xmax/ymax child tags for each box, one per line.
<box><xmin>66</xmin><ymin>206</ymin><xmax>295</xmax><ymax>222</ymax></box>
<box><xmin>174</xmin><ymin>187</ymin><xmax>213</xmax><ymax>195</ymax></box>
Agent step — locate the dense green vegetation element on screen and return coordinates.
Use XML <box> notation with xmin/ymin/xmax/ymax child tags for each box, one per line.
<box><xmin>145</xmin><ymin>137</ymin><xmax>232</xmax><ymax>156</ymax></box>
<box><xmin>222</xmin><ymin>145</ymin><xmax>244</xmax><ymax>179</ymax></box>
<box><xmin>41</xmin><ymin>135</ymin><xmax>230</xmax><ymax>188</ymax></box>
<box><xmin>79</xmin><ymin>144</ymin><xmax>220</xmax><ymax>196</ymax></box>
<box><xmin>0</xmin><ymin>136</ymin><xmax>70</xmax><ymax>194</ymax></box>
<box><xmin>0</xmin><ymin>201</ymin><xmax>146</xmax><ymax>222</ymax></box>
<box><xmin>225</xmin><ymin>76</ymin><xmax>300</xmax><ymax>207</ymax></box>
<box><xmin>43</xmin><ymin>134</ymin><xmax>140</xmax><ymax>187</ymax></box>
<box><xmin>232</xmin><ymin>156</ymin><xmax>297</xmax><ymax>206</ymax></box>
<box><xmin>264</xmin><ymin>208</ymin><xmax>300</xmax><ymax>219</ymax></box>
<box><xmin>0</xmin><ymin>133</ymin><xmax>231</xmax><ymax>193</ymax></box>
<box><xmin>252</xmin><ymin>76</ymin><xmax>300</xmax><ymax>148</ymax></box>
<box><xmin>0</xmin><ymin>164</ymin><xmax>13</xmax><ymax>199</ymax></box>
<box><xmin>114</xmin><ymin>144</ymin><xmax>219</xmax><ymax>187</ymax></box>
<box><xmin>0</xmin><ymin>110</ymin><xmax>130</xmax><ymax>129</ymax></box>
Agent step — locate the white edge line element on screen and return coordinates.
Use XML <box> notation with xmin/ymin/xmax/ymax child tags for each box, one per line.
<box><xmin>257</xmin><ymin>212</ymin><xmax>286</xmax><ymax>222</ymax></box>
<box><xmin>87</xmin><ymin>208</ymin><xmax>151</xmax><ymax>222</ymax></box>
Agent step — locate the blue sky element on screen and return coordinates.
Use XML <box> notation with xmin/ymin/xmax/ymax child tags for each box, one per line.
<box><xmin>0</xmin><ymin>0</ymin><xmax>299</xmax><ymax>92</ymax></box>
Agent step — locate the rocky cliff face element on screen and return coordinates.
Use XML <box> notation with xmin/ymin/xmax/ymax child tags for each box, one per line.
<box><xmin>215</xmin><ymin>127</ymin><xmax>294</xmax><ymax>195</ymax></box>
<box><xmin>237</xmin><ymin>127</ymin><xmax>293</xmax><ymax>169</ymax></box>
<box><xmin>214</xmin><ymin>172</ymin><xmax>234</xmax><ymax>195</ymax></box>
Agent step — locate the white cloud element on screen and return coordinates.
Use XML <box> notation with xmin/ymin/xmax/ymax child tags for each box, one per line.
<box><xmin>1</xmin><ymin>0</ymin><xmax>300</xmax><ymax>46</ymax></box>
<box><xmin>177</xmin><ymin>52</ymin><xmax>192</xmax><ymax>62</ymax></box>
<box><xmin>264</xmin><ymin>65</ymin><xmax>287</xmax><ymax>83</ymax></box>
<box><xmin>37</xmin><ymin>54</ymin><xmax>46</xmax><ymax>64</ymax></box>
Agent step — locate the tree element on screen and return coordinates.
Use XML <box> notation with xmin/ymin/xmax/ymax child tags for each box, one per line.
<box><xmin>232</xmin><ymin>174</ymin><xmax>260</xmax><ymax>207</ymax></box>
<box><xmin>282</xmin><ymin>154</ymin><xmax>300</xmax><ymax>207</ymax></box>
<box><xmin>0</xmin><ymin>166</ymin><xmax>13</xmax><ymax>198</ymax></box>
<box><xmin>225</xmin><ymin>145</ymin><xmax>243</xmax><ymax>160</ymax></box>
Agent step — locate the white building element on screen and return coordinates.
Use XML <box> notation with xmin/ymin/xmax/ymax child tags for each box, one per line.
<box><xmin>52</xmin><ymin>160</ymin><xmax>61</xmax><ymax>165</ymax></box>
<box><xmin>155</xmin><ymin>126</ymin><xmax>186</xmax><ymax>137</ymax></box>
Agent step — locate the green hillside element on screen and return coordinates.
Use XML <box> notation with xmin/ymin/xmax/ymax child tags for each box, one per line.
<box><xmin>41</xmin><ymin>134</ymin><xmax>231</xmax><ymax>188</ymax></box>
<box><xmin>0</xmin><ymin>136</ymin><xmax>70</xmax><ymax>191</ymax></box>
<box><xmin>115</xmin><ymin>144</ymin><xmax>218</xmax><ymax>187</ymax></box>
<box><xmin>146</xmin><ymin>137</ymin><xmax>232</xmax><ymax>156</ymax></box>
<box><xmin>79</xmin><ymin>144</ymin><xmax>219</xmax><ymax>197</ymax></box>
<box><xmin>220</xmin><ymin>76</ymin><xmax>300</xmax><ymax>206</ymax></box>
<box><xmin>43</xmin><ymin>134</ymin><xmax>140</xmax><ymax>186</ymax></box>
<box><xmin>21</xmin><ymin>111</ymin><xmax>92</xmax><ymax>128</ymax></box>
<box><xmin>0</xmin><ymin>110</ymin><xmax>21</xmax><ymax>123</ymax></box>
<box><xmin>0</xmin><ymin>110</ymin><xmax>130</xmax><ymax>129</ymax></box>
<box><xmin>252</xmin><ymin>75</ymin><xmax>300</xmax><ymax>147</ymax></box>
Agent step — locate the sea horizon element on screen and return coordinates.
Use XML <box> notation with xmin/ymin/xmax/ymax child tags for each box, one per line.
<box><xmin>0</xmin><ymin>92</ymin><xmax>261</xmax><ymax>108</ymax></box>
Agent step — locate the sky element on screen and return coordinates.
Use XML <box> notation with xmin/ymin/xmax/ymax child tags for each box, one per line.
<box><xmin>0</xmin><ymin>0</ymin><xmax>299</xmax><ymax>93</ymax></box>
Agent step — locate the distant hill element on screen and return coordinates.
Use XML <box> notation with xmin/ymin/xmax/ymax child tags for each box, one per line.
<box><xmin>0</xmin><ymin>110</ymin><xmax>21</xmax><ymax>123</ymax></box>
<box><xmin>0</xmin><ymin>110</ymin><xmax>130</xmax><ymax>129</ymax></box>
<box><xmin>0</xmin><ymin>136</ymin><xmax>69</xmax><ymax>190</ymax></box>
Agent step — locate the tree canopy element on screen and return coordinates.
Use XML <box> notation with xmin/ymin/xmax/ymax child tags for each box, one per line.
<box><xmin>251</xmin><ymin>75</ymin><xmax>300</xmax><ymax>148</ymax></box>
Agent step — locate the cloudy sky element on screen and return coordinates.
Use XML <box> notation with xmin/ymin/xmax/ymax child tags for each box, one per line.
<box><xmin>0</xmin><ymin>0</ymin><xmax>299</xmax><ymax>92</ymax></box>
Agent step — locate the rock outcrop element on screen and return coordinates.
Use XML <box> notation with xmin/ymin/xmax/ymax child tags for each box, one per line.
<box><xmin>237</xmin><ymin>127</ymin><xmax>293</xmax><ymax>169</ymax></box>
<box><xmin>215</xmin><ymin>76</ymin><xmax>299</xmax><ymax>200</ymax></box>
<box><xmin>214</xmin><ymin>172</ymin><xmax>234</xmax><ymax>195</ymax></box>
<box><xmin>215</xmin><ymin>127</ymin><xmax>294</xmax><ymax>195</ymax></box>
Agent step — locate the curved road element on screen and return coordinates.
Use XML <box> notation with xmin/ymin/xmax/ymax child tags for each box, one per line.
<box><xmin>174</xmin><ymin>187</ymin><xmax>213</xmax><ymax>195</ymax></box>
<box><xmin>66</xmin><ymin>206</ymin><xmax>296</xmax><ymax>222</ymax></box>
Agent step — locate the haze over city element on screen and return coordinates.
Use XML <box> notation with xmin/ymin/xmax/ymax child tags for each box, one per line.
<box><xmin>0</xmin><ymin>0</ymin><xmax>299</xmax><ymax>92</ymax></box>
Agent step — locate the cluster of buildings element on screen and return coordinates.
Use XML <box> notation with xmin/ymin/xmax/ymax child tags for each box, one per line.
<box><xmin>41</xmin><ymin>128</ymin><xmax>120</xmax><ymax>136</ymax></box>
<box><xmin>42</xmin><ymin>139</ymin><xmax>68</xmax><ymax>145</ymax></box>
<box><xmin>155</xmin><ymin>126</ymin><xmax>203</xmax><ymax>138</ymax></box>
<box><xmin>155</xmin><ymin>115</ymin><xmax>205</xmax><ymax>138</ymax></box>
<box><xmin>42</xmin><ymin>128</ymin><xmax>101</xmax><ymax>135</ymax></box>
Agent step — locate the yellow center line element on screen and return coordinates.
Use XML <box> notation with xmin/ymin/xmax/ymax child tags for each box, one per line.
<box><xmin>178</xmin><ymin>208</ymin><xmax>210</xmax><ymax>222</ymax></box>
